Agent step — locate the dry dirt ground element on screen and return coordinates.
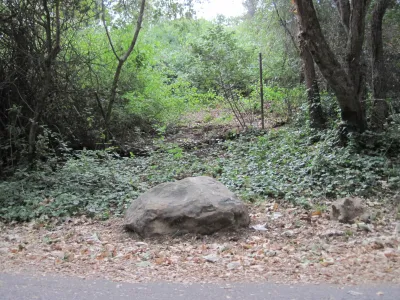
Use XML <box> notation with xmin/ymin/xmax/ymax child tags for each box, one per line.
<box><xmin>1</xmin><ymin>201</ymin><xmax>399</xmax><ymax>286</ymax></box>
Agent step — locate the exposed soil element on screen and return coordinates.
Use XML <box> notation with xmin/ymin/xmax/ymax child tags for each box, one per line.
<box><xmin>162</xmin><ymin>107</ymin><xmax>284</xmax><ymax>150</ymax></box>
<box><xmin>1</xmin><ymin>201</ymin><xmax>399</xmax><ymax>285</ymax></box>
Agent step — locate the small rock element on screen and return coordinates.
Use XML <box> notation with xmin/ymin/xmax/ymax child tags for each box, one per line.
<box><xmin>203</xmin><ymin>254</ymin><xmax>219</xmax><ymax>263</ymax></box>
<box><xmin>360</xmin><ymin>213</ymin><xmax>372</xmax><ymax>223</ymax></box>
<box><xmin>282</xmin><ymin>230</ymin><xmax>295</xmax><ymax>238</ymax></box>
<box><xmin>64</xmin><ymin>251</ymin><xmax>74</xmax><ymax>262</ymax></box>
<box><xmin>357</xmin><ymin>222</ymin><xmax>373</xmax><ymax>232</ymax></box>
<box><xmin>5</xmin><ymin>235</ymin><xmax>21</xmax><ymax>243</ymax></box>
<box><xmin>264</xmin><ymin>250</ymin><xmax>277</xmax><ymax>257</ymax></box>
<box><xmin>394</xmin><ymin>222</ymin><xmax>400</xmax><ymax>237</ymax></box>
<box><xmin>250</xmin><ymin>265</ymin><xmax>264</xmax><ymax>271</ymax></box>
<box><xmin>136</xmin><ymin>261</ymin><xmax>152</xmax><ymax>267</ymax></box>
<box><xmin>331</xmin><ymin>197</ymin><xmax>365</xmax><ymax>224</ymax></box>
<box><xmin>320</xmin><ymin>229</ymin><xmax>344</xmax><ymax>238</ymax></box>
<box><xmin>367</xmin><ymin>239</ymin><xmax>385</xmax><ymax>249</ymax></box>
<box><xmin>50</xmin><ymin>251</ymin><xmax>65</xmax><ymax>259</ymax></box>
<box><xmin>271</xmin><ymin>212</ymin><xmax>283</xmax><ymax>220</ymax></box>
<box><xmin>348</xmin><ymin>290</ymin><xmax>363</xmax><ymax>296</ymax></box>
<box><xmin>227</xmin><ymin>261</ymin><xmax>241</xmax><ymax>270</ymax></box>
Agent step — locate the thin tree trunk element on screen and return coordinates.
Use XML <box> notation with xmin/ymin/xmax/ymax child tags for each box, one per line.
<box><xmin>273</xmin><ymin>1</ymin><xmax>325</xmax><ymax>129</ymax></box>
<box><xmin>102</xmin><ymin>0</ymin><xmax>146</xmax><ymax>127</ymax></box>
<box><xmin>28</xmin><ymin>0</ymin><xmax>61</xmax><ymax>163</ymax></box>
<box><xmin>370</xmin><ymin>0</ymin><xmax>392</xmax><ymax>130</ymax></box>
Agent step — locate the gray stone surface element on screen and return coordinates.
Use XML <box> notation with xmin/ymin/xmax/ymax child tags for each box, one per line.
<box><xmin>124</xmin><ymin>176</ymin><xmax>250</xmax><ymax>237</ymax></box>
<box><xmin>1</xmin><ymin>273</ymin><xmax>399</xmax><ymax>300</ymax></box>
<box><xmin>331</xmin><ymin>197</ymin><xmax>365</xmax><ymax>223</ymax></box>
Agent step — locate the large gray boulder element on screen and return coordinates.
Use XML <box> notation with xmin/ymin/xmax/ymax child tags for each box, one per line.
<box><xmin>124</xmin><ymin>176</ymin><xmax>250</xmax><ymax>237</ymax></box>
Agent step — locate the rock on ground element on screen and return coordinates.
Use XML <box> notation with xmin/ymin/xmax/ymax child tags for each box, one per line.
<box><xmin>331</xmin><ymin>197</ymin><xmax>365</xmax><ymax>223</ymax></box>
<box><xmin>124</xmin><ymin>176</ymin><xmax>250</xmax><ymax>237</ymax></box>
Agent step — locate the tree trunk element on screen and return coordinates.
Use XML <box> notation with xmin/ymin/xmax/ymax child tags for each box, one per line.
<box><xmin>300</xmin><ymin>45</ymin><xmax>326</xmax><ymax>129</ymax></box>
<box><xmin>28</xmin><ymin>0</ymin><xmax>61</xmax><ymax>163</ymax></box>
<box><xmin>102</xmin><ymin>0</ymin><xmax>147</xmax><ymax>127</ymax></box>
<box><xmin>294</xmin><ymin>0</ymin><xmax>368</xmax><ymax>136</ymax></box>
<box><xmin>370</xmin><ymin>0</ymin><xmax>392</xmax><ymax>130</ymax></box>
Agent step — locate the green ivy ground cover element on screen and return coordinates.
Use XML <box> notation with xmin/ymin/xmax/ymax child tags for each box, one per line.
<box><xmin>1</xmin><ymin>127</ymin><xmax>399</xmax><ymax>222</ymax></box>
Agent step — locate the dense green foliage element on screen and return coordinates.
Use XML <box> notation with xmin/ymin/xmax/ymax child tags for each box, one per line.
<box><xmin>1</xmin><ymin>124</ymin><xmax>399</xmax><ymax>222</ymax></box>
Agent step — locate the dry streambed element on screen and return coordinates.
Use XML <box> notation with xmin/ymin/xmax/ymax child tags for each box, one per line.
<box><xmin>1</xmin><ymin>202</ymin><xmax>399</xmax><ymax>285</ymax></box>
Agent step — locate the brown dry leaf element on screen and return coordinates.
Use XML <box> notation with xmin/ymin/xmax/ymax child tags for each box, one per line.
<box><xmin>273</xmin><ymin>203</ymin><xmax>279</xmax><ymax>211</ymax></box>
<box><xmin>80</xmin><ymin>248</ymin><xmax>90</xmax><ymax>255</ymax></box>
<box><xmin>123</xmin><ymin>253</ymin><xmax>132</xmax><ymax>260</ymax></box>
<box><xmin>241</xmin><ymin>244</ymin><xmax>253</xmax><ymax>250</ymax></box>
<box><xmin>96</xmin><ymin>252</ymin><xmax>106</xmax><ymax>260</ymax></box>
<box><xmin>312</xmin><ymin>210</ymin><xmax>322</xmax><ymax>216</ymax></box>
<box><xmin>383</xmin><ymin>250</ymin><xmax>398</xmax><ymax>259</ymax></box>
<box><xmin>300</xmin><ymin>213</ymin><xmax>311</xmax><ymax>223</ymax></box>
<box><xmin>154</xmin><ymin>257</ymin><xmax>165</xmax><ymax>265</ymax></box>
<box><xmin>1</xmin><ymin>201</ymin><xmax>400</xmax><ymax>285</ymax></box>
<box><xmin>320</xmin><ymin>258</ymin><xmax>335</xmax><ymax>267</ymax></box>
<box><xmin>51</xmin><ymin>244</ymin><xmax>63</xmax><ymax>251</ymax></box>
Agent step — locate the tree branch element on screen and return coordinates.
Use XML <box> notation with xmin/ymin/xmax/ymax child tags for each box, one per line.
<box><xmin>105</xmin><ymin>0</ymin><xmax>147</xmax><ymax>125</ymax></box>
<box><xmin>120</xmin><ymin>0</ymin><xmax>146</xmax><ymax>62</ymax></box>
<box><xmin>272</xmin><ymin>1</ymin><xmax>299</xmax><ymax>53</ymax></box>
<box><xmin>101</xmin><ymin>0</ymin><xmax>121</xmax><ymax>61</ymax></box>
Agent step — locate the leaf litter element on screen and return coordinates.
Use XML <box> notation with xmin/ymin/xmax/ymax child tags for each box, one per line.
<box><xmin>0</xmin><ymin>201</ymin><xmax>399</xmax><ymax>285</ymax></box>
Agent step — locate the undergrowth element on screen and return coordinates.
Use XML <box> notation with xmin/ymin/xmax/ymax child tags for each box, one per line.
<box><xmin>1</xmin><ymin>126</ymin><xmax>399</xmax><ymax>222</ymax></box>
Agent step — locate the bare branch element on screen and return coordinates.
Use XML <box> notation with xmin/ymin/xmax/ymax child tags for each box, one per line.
<box><xmin>101</xmin><ymin>0</ymin><xmax>121</xmax><ymax>61</ymax></box>
<box><xmin>272</xmin><ymin>1</ymin><xmax>299</xmax><ymax>53</ymax></box>
<box><xmin>50</xmin><ymin>0</ymin><xmax>61</xmax><ymax>61</ymax></box>
<box><xmin>121</xmin><ymin>0</ymin><xmax>146</xmax><ymax>62</ymax></box>
<box><xmin>105</xmin><ymin>0</ymin><xmax>147</xmax><ymax>125</ymax></box>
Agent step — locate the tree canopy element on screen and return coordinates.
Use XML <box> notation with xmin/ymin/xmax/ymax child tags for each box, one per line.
<box><xmin>1</xmin><ymin>0</ymin><xmax>399</xmax><ymax>174</ymax></box>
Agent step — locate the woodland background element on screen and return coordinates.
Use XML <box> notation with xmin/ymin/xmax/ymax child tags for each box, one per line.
<box><xmin>0</xmin><ymin>0</ymin><xmax>399</xmax><ymax>221</ymax></box>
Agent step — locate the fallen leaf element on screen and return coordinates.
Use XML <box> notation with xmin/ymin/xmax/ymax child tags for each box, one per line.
<box><xmin>383</xmin><ymin>249</ymin><xmax>398</xmax><ymax>258</ymax></box>
<box><xmin>357</xmin><ymin>223</ymin><xmax>373</xmax><ymax>232</ymax></box>
<box><xmin>320</xmin><ymin>258</ymin><xmax>334</xmax><ymax>267</ymax></box>
<box><xmin>154</xmin><ymin>257</ymin><xmax>165</xmax><ymax>265</ymax></box>
<box><xmin>251</xmin><ymin>223</ymin><xmax>267</xmax><ymax>231</ymax></box>
<box><xmin>271</xmin><ymin>212</ymin><xmax>283</xmax><ymax>220</ymax></box>
<box><xmin>241</xmin><ymin>244</ymin><xmax>253</xmax><ymax>250</ymax></box>
<box><xmin>135</xmin><ymin>242</ymin><xmax>148</xmax><ymax>247</ymax></box>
